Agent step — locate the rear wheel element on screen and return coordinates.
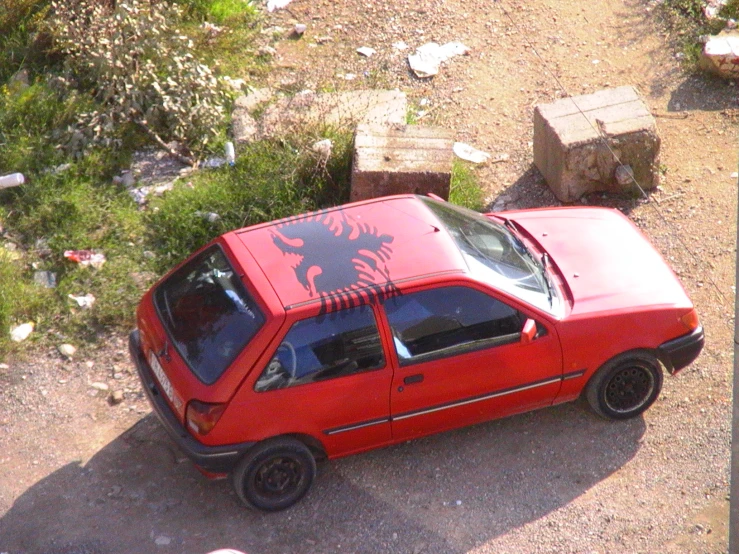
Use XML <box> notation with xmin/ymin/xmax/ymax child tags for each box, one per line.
<box><xmin>585</xmin><ymin>351</ymin><xmax>663</xmax><ymax>420</ymax></box>
<box><xmin>232</xmin><ymin>437</ymin><xmax>316</xmax><ymax>511</ymax></box>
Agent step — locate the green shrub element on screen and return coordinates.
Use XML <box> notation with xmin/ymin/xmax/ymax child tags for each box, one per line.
<box><xmin>0</xmin><ymin>0</ymin><xmax>53</xmax><ymax>83</ymax></box>
<box><xmin>48</xmin><ymin>0</ymin><xmax>232</xmax><ymax>160</ymax></box>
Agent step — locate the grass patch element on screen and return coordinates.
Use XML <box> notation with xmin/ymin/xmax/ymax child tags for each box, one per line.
<box><xmin>449</xmin><ymin>160</ymin><xmax>485</xmax><ymax>211</ymax></box>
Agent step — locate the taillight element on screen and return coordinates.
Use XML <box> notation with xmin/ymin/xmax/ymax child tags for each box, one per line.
<box><xmin>679</xmin><ymin>309</ymin><xmax>700</xmax><ymax>332</ymax></box>
<box><xmin>186</xmin><ymin>400</ymin><xmax>226</xmax><ymax>436</ymax></box>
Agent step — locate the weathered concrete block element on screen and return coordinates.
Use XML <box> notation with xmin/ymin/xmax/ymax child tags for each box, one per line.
<box><xmin>701</xmin><ymin>31</ymin><xmax>739</xmax><ymax>78</ymax></box>
<box><xmin>533</xmin><ymin>86</ymin><xmax>660</xmax><ymax>202</ymax></box>
<box><xmin>351</xmin><ymin>124</ymin><xmax>454</xmax><ymax>202</ymax></box>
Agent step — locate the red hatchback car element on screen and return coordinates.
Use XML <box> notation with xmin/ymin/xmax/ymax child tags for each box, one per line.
<box><xmin>130</xmin><ymin>195</ymin><xmax>703</xmax><ymax>511</ymax></box>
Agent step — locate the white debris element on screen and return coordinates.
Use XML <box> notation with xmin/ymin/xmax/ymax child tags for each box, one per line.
<box><xmin>10</xmin><ymin>322</ymin><xmax>34</xmax><ymax>342</ymax></box>
<box><xmin>453</xmin><ymin>142</ymin><xmax>491</xmax><ymax>164</ymax></box>
<box><xmin>266</xmin><ymin>0</ymin><xmax>293</xmax><ymax>12</ymax></box>
<box><xmin>408</xmin><ymin>41</ymin><xmax>470</xmax><ymax>78</ymax></box>
<box><xmin>154</xmin><ymin>535</ymin><xmax>172</xmax><ymax>547</ymax></box>
<box><xmin>392</xmin><ymin>41</ymin><xmax>409</xmax><ymax>51</ymax></box>
<box><xmin>312</xmin><ymin>139</ymin><xmax>333</xmax><ymax>159</ymax></box>
<box><xmin>201</xmin><ymin>157</ymin><xmax>227</xmax><ymax>169</ymax></box>
<box><xmin>68</xmin><ymin>293</ymin><xmax>96</xmax><ymax>309</ymax></box>
<box><xmin>357</xmin><ymin>46</ymin><xmax>377</xmax><ymax>57</ymax></box>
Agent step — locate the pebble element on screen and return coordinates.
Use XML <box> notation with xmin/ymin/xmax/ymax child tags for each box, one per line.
<box><xmin>90</xmin><ymin>382</ymin><xmax>109</xmax><ymax>391</ymax></box>
<box><xmin>110</xmin><ymin>390</ymin><xmax>125</xmax><ymax>405</ymax></box>
<box><xmin>58</xmin><ymin>343</ymin><xmax>77</xmax><ymax>358</ymax></box>
<box><xmin>154</xmin><ymin>535</ymin><xmax>172</xmax><ymax>546</ymax></box>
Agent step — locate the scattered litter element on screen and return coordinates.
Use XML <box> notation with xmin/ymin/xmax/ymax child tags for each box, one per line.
<box><xmin>90</xmin><ymin>382</ymin><xmax>109</xmax><ymax>391</ymax></box>
<box><xmin>408</xmin><ymin>41</ymin><xmax>470</xmax><ymax>78</ymax></box>
<box><xmin>195</xmin><ymin>211</ymin><xmax>221</xmax><ymax>223</ymax></box>
<box><xmin>343</xmin><ymin>73</ymin><xmax>357</xmax><ymax>80</ymax></box>
<box><xmin>0</xmin><ymin>173</ymin><xmax>25</xmax><ymax>189</ymax></box>
<box><xmin>357</xmin><ymin>46</ymin><xmax>377</xmax><ymax>58</ymax></box>
<box><xmin>312</xmin><ymin>139</ymin><xmax>333</xmax><ymax>160</ymax></box>
<box><xmin>225</xmin><ymin>142</ymin><xmax>236</xmax><ymax>166</ymax></box>
<box><xmin>120</xmin><ymin>171</ymin><xmax>136</xmax><ymax>188</ymax></box>
<box><xmin>453</xmin><ymin>142</ymin><xmax>491</xmax><ymax>164</ymax></box>
<box><xmin>64</xmin><ymin>250</ymin><xmax>107</xmax><ymax>269</ymax></box>
<box><xmin>392</xmin><ymin>41</ymin><xmax>409</xmax><ymax>51</ymax></box>
<box><xmin>10</xmin><ymin>322</ymin><xmax>33</xmax><ymax>343</ymax></box>
<box><xmin>266</xmin><ymin>0</ymin><xmax>293</xmax><ymax>11</ymax></box>
<box><xmin>294</xmin><ymin>23</ymin><xmax>307</xmax><ymax>36</ymax></box>
<box><xmin>68</xmin><ymin>293</ymin><xmax>96</xmax><ymax>309</ymax></box>
<box><xmin>201</xmin><ymin>157</ymin><xmax>227</xmax><ymax>169</ymax></box>
<box><xmin>59</xmin><ymin>343</ymin><xmax>77</xmax><ymax>358</ymax></box>
<box><xmin>33</xmin><ymin>271</ymin><xmax>57</xmax><ymax>289</ymax></box>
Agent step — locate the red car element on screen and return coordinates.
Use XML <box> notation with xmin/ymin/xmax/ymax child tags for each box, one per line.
<box><xmin>129</xmin><ymin>195</ymin><xmax>703</xmax><ymax>511</ymax></box>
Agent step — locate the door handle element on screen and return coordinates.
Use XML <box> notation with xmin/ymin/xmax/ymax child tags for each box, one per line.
<box><xmin>403</xmin><ymin>374</ymin><xmax>424</xmax><ymax>385</ymax></box>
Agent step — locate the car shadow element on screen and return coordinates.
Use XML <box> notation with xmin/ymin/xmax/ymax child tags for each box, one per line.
<box><xmin>0</xmin><ymin>404</ymin><xmax>645</xmax><ymax>554</ymax></box>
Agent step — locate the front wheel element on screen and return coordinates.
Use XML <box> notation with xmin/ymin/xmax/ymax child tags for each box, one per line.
<box><xmin>585</xmin><ymin>351</ymin><xmax>663</xmax><ymax>420</ymax></box>
<box><xmin>232</xmin><ymin>437</ymin><xmax>316</xmax><ymax>511</ymax></box>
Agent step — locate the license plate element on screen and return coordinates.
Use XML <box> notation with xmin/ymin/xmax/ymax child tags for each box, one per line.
<box><xmin>148</xmin><ymin>351</ymin><xmax>175</xmax><ymax>404</ymax></box>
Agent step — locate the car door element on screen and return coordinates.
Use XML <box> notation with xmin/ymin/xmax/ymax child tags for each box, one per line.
<box><xmin>239</xmin><ymin>303</ymin><xmax>394</xmax><ymax>458</ymax></box>
<box><xmin>384</xmin><ymin>284</ymin><xmax>563</xmax><ymax>442</ymax></box>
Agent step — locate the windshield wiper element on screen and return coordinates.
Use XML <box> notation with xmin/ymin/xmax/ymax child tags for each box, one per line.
<box><xmin>540</xmin><ymin>253</ymin><xmax>554</xmax><ymax>307</ymax></box>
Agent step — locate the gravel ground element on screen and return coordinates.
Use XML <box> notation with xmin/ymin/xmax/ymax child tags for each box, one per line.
<box><xmin>1</xmin><ymin>0</ymin><xmax>737</xmax><ymax>552</ymax></box>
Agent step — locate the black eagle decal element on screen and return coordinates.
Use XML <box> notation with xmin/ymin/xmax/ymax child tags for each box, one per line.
<box><xmin>271</xmin><ymin>210</ymin><xmax>400</xmax><ymax>313</ymax></box>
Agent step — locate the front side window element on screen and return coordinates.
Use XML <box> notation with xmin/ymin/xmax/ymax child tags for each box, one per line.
<box><xmin>255</xmin><ymin>307</ymin><xmax>385</xmax><ymax>392</ymax></box>
<box><xmin>154</xmin><ymin>245</ymin><xmax>265</xmax><ymax>385</ymax></box>
<box><xmin>385</xmin><ymin>286</ymin><xmax>524</xmax><ymax>365</ymax></box>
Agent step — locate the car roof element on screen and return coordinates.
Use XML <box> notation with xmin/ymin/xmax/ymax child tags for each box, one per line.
<box><xmin>235</xmin><ymin>195</ymin><xmax>467</xmax><ymax>310</ymax></box>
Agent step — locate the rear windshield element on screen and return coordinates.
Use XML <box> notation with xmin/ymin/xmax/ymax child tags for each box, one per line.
<box><xmin>154</xmin><ymin>245</ymin><xmax>265</xmax><ymax>384</ymax></box>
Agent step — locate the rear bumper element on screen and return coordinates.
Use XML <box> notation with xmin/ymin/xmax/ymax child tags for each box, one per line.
<box><xmin>658</xmin><ymin>326</ymin><xmax>704</xmax><ymax>374</ymax></box>
<box><xmin>129</xmin><ymin>330</ymin><xmax>254</xmax><ymax>473</ymax></box>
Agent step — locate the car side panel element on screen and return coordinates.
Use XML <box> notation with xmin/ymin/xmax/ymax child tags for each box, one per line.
<box><xmin>384</xmin><ymin>281</ymin><xmax>564</xmax><ymax>442</ymax></box>
<box><xmin>553</xmin><ymin>306</ymin><xmax>695</xmax><ymax>403</ymax></box>
<box><xmin>207</xmin><ymin>304</ymin><xmax>394</xmax><ymax>458</ymax></box>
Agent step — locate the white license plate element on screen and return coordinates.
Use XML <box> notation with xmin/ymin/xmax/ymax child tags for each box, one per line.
<box><xmin>148</xmin><ymin>351</ymin><xmax>175</xmax><ymax>404</ymax></box>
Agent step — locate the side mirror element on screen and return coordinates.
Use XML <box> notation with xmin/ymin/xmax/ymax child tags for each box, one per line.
<box><xmin>521</xmin><ymin>318</ymin><xmax>537</xmax><ymax>345</ymax></box>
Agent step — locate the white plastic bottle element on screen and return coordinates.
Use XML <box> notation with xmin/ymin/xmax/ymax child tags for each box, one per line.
<box><xmin>0</xmin><ymin>173</ymin><xmax>25</xmax><ymax>189</ymax></box>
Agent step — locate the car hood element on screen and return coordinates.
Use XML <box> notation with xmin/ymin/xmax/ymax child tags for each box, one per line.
<box><xmin>503</xmin><ymin>207</ymin><xmax>692</xmax><ymax>316</ymax></box>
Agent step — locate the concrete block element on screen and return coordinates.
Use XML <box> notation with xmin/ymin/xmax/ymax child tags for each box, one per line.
<box><xmin>533</xmin><ymin>86</ymin><xmax>660</xmax><ymax>202</ymax></box>
<box><xmin>351</xmin><ymin>124</ymin><xmax>454</xmax><ymax>202</ymax></box>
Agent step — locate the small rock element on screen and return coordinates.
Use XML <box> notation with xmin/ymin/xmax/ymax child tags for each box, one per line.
<box><xmin>154</xmin><ymin>535</ymin><xmax>172</xmax><ymax>546</ymax></box>
<box><xmin>357</xmin><ymin>46</ymin><xmax>377</xmax><ymax>57</ymax></box>
<box><xmin>33</xmin><ymin>271</ymin><xmax>57</xmax><ymax>289</ymax></box>
<box><xmin>90</xmin><ymin>382</ymin><xmax>109</xmax><ymax>391</ymax></box>
<box><xmin>59</xmin><ymin>343</ymin><xmax>77</xmax><ymax>358</ymax></box>
<box><xmin>258</xmin><ymin>46</ymin><xmax>277</xmax><ymax>57</ymax></box>
<box><xmin>120</xmin><ymin>171</ymin><xmax>136</xmax><ymax>188</ymax></box>
<box><xmin>615</xmin><ymin>164</ymin><xmax>635</xmax><ymax>186</ymax></box>
<box><xmin>110</xmin><ymin>390</ymin><xmax>125</xmax><ymax>405</ymax></box>
<box><xmin>294</xmin><ymin>23</ymin><xmax>307</xmax><ymax>35</ymax></box>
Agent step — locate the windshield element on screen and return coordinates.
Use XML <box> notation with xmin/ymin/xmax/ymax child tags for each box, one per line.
<box><xmin>422</xmin><ymin>198</ymin><xmax>556</xmax><ymax>312</ymax></box>
<box><xmin>154</xmin><ymin>245</ymin><xmax>265</xmax><ymax>384</ymax></box>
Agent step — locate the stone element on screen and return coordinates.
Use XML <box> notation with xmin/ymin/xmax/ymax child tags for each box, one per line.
<box><xmin>701</xmin><ymin>31</ymin><xmax>739</xmax><ymax>78</ymax></box>
<box><xmin>110</xmin><ymin>390</ymin><xmax>124</xmax><ymax>405</ymax></box>
<box><xmin>533</xmin><ymin>86</ymin><xmax>660</xmax><ymax>202</ymax></box>
<box><xmin>58</xmin><ymin>343</ymin><xmax>77</xmax><ymax>358</ymax></box>
<box><xmin>350</xmin><ymin>124</ymin><xmax>454</xmax><ymax>201</ymax></box>
<box><xmin>258</xmin><ymin>90</ymin><xmax>407</xmax><ymax>139</ymax></box>
<box><xmin>231</xmin><ymin>110</ymin><xmax>258</xmax><ymax>145</ymax></box>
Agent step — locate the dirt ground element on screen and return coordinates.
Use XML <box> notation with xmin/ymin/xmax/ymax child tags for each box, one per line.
<box><xmin>1</xmin><ymin>0</ymin><xmax>738</xmax><ymax>553</ymax></box>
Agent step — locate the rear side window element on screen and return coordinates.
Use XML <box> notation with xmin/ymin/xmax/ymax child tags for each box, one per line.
<box><xmin>255</xmin><ymin>307</ymin><xmax>384</xmax><ymax>392</ymax></box>
<box><xmin>385</xmin><ymin>286</ymin><xmax>524</xmax><ymax>365</ymax></box>
<box><xmin>154</xmin><ymin>245</ymin><xmax>265</xmax><ymax>384</ymax></box>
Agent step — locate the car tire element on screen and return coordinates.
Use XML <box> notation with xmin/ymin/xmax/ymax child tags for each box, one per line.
<box><xmin>585</xmin><ymin>351</ymin><xmax>663</xmax><ymax>420</ymax></box>
<box><xmin>232</xmin><ymin>437</ymin><xmax>316</xmax><ymax>511</ymax></box>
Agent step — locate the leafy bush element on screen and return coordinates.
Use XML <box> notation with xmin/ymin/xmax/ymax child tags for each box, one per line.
<box><xmin>48</xmin><ymin>0</ymin><xmax>231</xmax><ymax>161</ymax></box>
